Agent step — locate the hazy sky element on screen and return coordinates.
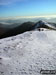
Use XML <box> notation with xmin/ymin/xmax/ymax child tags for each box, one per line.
<box><xmin>0</xmin><ymin>0</ymin><xmax>56</xmax><ymax>18</ymax></box>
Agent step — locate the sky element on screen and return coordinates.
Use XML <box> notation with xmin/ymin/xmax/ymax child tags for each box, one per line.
<box><xmin>0</xmin><ymin>0</ymin><xmax>56</xmax><ymax>18</ymax></box>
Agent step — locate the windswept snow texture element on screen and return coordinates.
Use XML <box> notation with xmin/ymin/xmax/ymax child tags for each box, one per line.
<box><xmin>0</xmin><ymin>31</ymin><xmax>56</xmax><ymax>75</ymax></box>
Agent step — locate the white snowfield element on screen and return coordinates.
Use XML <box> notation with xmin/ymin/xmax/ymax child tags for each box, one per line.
<box><xmin>0</xmin><ymin>30</ymin><xmax>56</xmax><ymax>75</ymax></box>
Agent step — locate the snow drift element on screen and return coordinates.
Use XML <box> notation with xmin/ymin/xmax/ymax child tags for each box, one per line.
<box><xmin>0</xmin><ymin>30</ymin><xmax>56</xmax><ymax>75</ymax></box>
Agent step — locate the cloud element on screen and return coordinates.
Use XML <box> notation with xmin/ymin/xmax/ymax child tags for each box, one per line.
<box><xmin>0</xmin><ymin>15</ymin><xmax>56</xmax><ymax>20</ymax></box>
<box><xmin>0</xmin><ymin>0</ymin><xmax>25</xmax><ymax>5</ymax></box>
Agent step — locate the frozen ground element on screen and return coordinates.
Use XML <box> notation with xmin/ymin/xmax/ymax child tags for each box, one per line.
<box><xmin>0</xmin><ymin>30</ymin><xmax>56</xmax><ymax>75</ymax></box>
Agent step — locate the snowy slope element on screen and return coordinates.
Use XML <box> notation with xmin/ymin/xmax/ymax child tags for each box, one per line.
<box><xmin>34</xmin><ymin>20</ymin><xmax>56</xmax><ymax>30</ymax></box>
<box><xmin>0</xmin><ymin>31</ymin><xmax>56</xmax><ymax>75</ymax></box>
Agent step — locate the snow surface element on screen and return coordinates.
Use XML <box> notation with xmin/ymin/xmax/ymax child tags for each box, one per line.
<box><xmin>36</xmin><ymin>20</ymin><xmax>56</xmax><ymax>29</ymax></box>
<box><xmin>0</xmin><ymin>30</ymin><xmax>56</xmax><ymax>75</ymax></box>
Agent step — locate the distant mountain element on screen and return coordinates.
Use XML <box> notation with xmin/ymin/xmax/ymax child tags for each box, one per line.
<box><xmin>0</xmin><ymin>22</ymin><xmax>21</xmax><ymax>37</ymax></box>
<box><xmin>0</xmin><ymin>22</ymin><xmax>35</xmax><ymax>39</ymax></box>
<box><xmin>0</xmin><ymin>23</ymin><xmax>8</xmax><ymax>36</ymax></box>
<box><xmin>33</xmin><ymin>20</ymin><xmax>56</xmax><ymax>30</ymax></box>
<box><xmin>0</xmin><ymin>20</ymin><xmax>56</xmax><ymax>39</ymax></box>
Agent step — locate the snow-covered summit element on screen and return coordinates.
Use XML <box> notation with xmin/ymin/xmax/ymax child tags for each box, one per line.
<box><xmin>34</xmin><ymin>20</ymin><xmax>56</xmax><ymax>30</ymax></box>
<box><xmin>37</xmin><ymin>20</ymin><xmax>48</xmax><ymax>25</ymax></box>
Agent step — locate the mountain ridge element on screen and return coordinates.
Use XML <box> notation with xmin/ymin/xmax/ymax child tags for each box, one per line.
<box><xmin>0</xmin><ymin>20</ymin><xmax>56</xmax><ymax>39</ymax></box>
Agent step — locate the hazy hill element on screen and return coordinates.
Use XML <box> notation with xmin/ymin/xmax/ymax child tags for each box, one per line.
<box><xmin>0</xmin><ymin>22</ymin><xmax>34</xmax><ymax>39</ymax></box>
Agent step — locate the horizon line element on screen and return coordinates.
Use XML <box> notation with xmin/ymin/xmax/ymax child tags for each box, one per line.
<box><xmin>0</xmin><ymin>15</ymin><xmax>56</xmax><ymax>20</ymax></box>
